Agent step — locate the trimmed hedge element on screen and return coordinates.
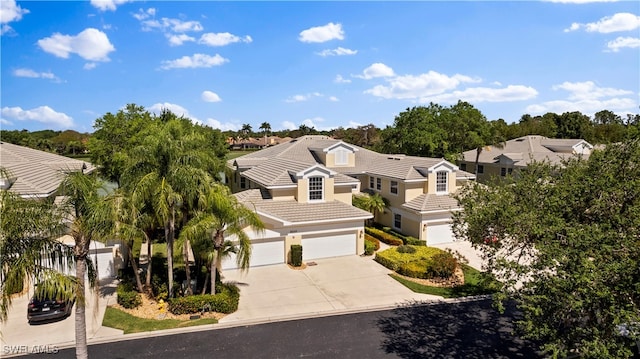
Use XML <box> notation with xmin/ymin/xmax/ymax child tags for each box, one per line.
<box><xmin>425</xmin><ymin>252</ymin><xmax>458</xmax><ymax>279</ymax></box>
<box><xmin>290</xmin><ymin>244</ymin><xmax>303</xmax><ymax>266</ymax></box>
<box><xmin>405</xmin><ymin>236</ymin><xmax>426</xmax><ymax>246</ymax></box>
<box><xmin>374</xmin><ymin>245</ymin><xmax>448</xmax><ymax>278</ymax></box>
<box><xmin>365</xmin><ymin>227</ymin><xmax>403</xmax><ymax>246</ymax></box>
<box><xmin>117</xmin><ymin>283</ymin><xmax>142</xmax><ymax>309</ymax></box>
<box><xmin>364</xmin><ymin>234</ymin><xmax>380</xmax><ymax>256</ymax></box>
<box><xmin>168</xmin><ymin>283</ymin><xmax>240</xmax><ymax>314</ymax></box>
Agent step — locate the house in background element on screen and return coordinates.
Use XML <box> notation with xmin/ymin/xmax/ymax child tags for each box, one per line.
<box><xmin>225</xmin><ymin>135</ymin><xmax>475</xmax><ymax>269</ymax></box>
<box><xmin>0</xmin><ymin>142</ymin><xmax>123</xmax><ymax>279</ymax></box>
<box><xmin>459</xmin><ymin>135</ymin><xmax>593</xmax><ymax>183</ymax></box>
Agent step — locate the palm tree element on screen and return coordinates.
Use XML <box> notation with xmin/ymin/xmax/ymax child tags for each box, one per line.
<box><xmin>123</xmin><ymin>119</ymin><xmax>217</xmax><ymax>298</ymax></box>
<box><xmin>354</xmin><ymin>193</ymin><xmax>388</xmax><ymax>226</ymax></box>
<box><xmin>240</xmin><ymin>123</ymin><xmax>252</xmax><ymax>141</ymax></box>
<box><xmin>259</xmin><ymin>122</ymin><xmax>271</xmax><ymax>146</ymax></box>
<box><xmin>59</xmin><ymin>172</ymin><xmax>115</xmax><ymax>359</ymax></box>
<box><xmin>0</xmin><ymin>190</ymin><xmax>75</xmax><ymax>321</ymax></box>
<box><xmin>180</xmin><ymin>183</ymin><xmax>264</xmax><ymax>294</ymax></box>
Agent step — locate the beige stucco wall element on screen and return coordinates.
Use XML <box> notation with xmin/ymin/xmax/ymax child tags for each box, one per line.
<box><xmin>324</xmin><ymin>177</ymin><xmax>335</xmax><ymax>201</ymax></box>
<box><xmin>271</xmin><ymin>188</ymin><xmax>296</xmax><ymax>200</ymax></box>
<box><xmin>334</xmin><ymin>186</ymin><xmax>353</xmax><ymax>205</ymax></box>
<box><xmin>296</xmin><ymin>178</ymin><xmax>308</xmax><ymax>203</ymax></box>
<box><xmin>427</xmin><ymin>172</ymin><xmax>436</xmax><ymax>194</ymax></box>
<box><xmin>404</xmin><ymin>181</ymin><xmax>425</xmax><ymax>203</ymax></box>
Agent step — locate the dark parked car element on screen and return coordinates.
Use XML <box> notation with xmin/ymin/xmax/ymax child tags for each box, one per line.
<box><xmin>27</xmin><ymin>294</ymin><xmax>74</xmax><ymax>323</ymax></box>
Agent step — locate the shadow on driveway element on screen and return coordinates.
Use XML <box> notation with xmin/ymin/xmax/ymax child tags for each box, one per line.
<box><xmin>377</xmin><ymin>299</ymin><xmax>543</xmax><ymax>359</ymax></box>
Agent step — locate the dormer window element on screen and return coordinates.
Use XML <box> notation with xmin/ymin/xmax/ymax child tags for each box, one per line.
<box><xmin>436</xmin><ymin>171</ymin><xmax>448</xmax><ymax>193</ymax></box>
<box><xmin>309</xmin><ymin>176</ymin><xmax>323</xmax><ymax>201</ymax></box>
<box><xmin>335</xmin><ymin>149</ymin><xmax>348</xmax><ymax>165</ymax></box>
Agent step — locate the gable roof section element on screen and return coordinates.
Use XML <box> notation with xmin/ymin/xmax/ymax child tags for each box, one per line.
<box><xmin>402</xmin><ymin>193</ymin><xmax>460</xmax><ymax>213</ymax></box>
<box><xmin>0</xmin><ymin>142</ymin><xmax>96</xmax><ymax>198</ymax></box>
<box><xmin>234</xmin><ymin>189</ymin><xmax>372</xmax><ymax>225</ymax></box>
<box><xmin>241</xmin><ymin>157</ymin><xmax>357</xmax><ymax>188</ymax></box>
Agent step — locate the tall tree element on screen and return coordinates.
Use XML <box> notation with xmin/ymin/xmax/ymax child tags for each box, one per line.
<box><xmin>259</xmin><ymin>121</ymin><xmax>271</xmax><ymax>145</ymax></box>
<box><xmin>353</xmin><ymin>193</ymin><xmax>388</xmax><ymax>226</ymax></box>
<box><xmin>179</xmin><ymin>183</ymin><xmax>264</xmax><ymax>295</ymax></box>
<box><xmin>59</xmin><ymin>172</ymin><xmax>115</xmax><ymax>359</ymax></box>
<box><xmin>453</xmin><ymin>139</ymin><xmax>640</xmax><ymax>358</ymax></box>
<box><xmin>240</xmin><ymin>123</ymin><xmax>253</xmax><ymax>140</ymax></box>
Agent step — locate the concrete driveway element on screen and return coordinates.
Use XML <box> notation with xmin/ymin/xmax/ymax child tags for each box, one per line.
<box><xmin>219</xmin><ymin>255</ymin><xmax>442</xmax><ymax>324</ymax></box>
<box><xmin>0</xmin><ymin>279</ymin><xmax>121</xmax><ymax>352</ymax></box>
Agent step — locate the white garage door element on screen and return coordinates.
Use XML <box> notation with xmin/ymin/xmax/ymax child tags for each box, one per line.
<box><xmin>222</xmin><ymin>240</ymin><xmax>284</xmax><ymax>270</ymax></box>
<box><xmin>426</xmin><ymin>223</ymin><xmax>455</xmax><ymax>245</ymax></box>
<box><xmin>302</xmin><ymin>233</ymin><xmax>356</xmax><ymax>261</ymax></box>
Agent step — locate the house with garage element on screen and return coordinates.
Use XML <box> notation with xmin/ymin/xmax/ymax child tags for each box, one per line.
<box><xmin>0</xmin><ymin>142</ymin><xmax>124</xmax><ymax>279</ymax></box>
<box><xmin>224</xmin><ymin>135</ymin><xmax>475</xmax><ymax>269</ymax></box>
<box><xmin>459</xmin><ymin>135</ymin><xmax>593</xmax><ymax>183</ymax></box>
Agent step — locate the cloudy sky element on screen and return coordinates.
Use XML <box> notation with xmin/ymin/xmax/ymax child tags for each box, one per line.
<box><xmin>1</xmin><ymin>0</ymin><xmax>639</xmax><ymax>133</ymax></box>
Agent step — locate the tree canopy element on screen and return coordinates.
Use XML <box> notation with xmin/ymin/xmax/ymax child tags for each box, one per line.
<box><xmin>452</xmin><ymin>139</ymin><xmax>640</xmax><ymax>358</ymax></box>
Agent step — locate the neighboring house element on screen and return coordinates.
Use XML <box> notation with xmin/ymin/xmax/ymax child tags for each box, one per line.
<box><xmin>227</xmin><ymin>136</ymin><xmax>292</xmax><ymax>150</ymax></box>
<box><xmin>0</xmin><ymin>142</ymin><xmax>123</xmax><ymax>279</ymax></box>
<box><xmin>0</xmin><ymin>141</ymin><xmax>95</xmax><ymax>198</ymax></box>
<box><xmin>225</xmin><ymin>135</ymin><xmax>475</xmax><ymax>269</ymax></box>
<box><xmin>459</xmin><ymin>135</ymin><xmax>593</xmax><ymax>183</ymax></box>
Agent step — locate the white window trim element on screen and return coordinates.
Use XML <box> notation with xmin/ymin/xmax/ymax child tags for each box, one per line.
<box><xmin>390</xmin><ymin>180</ymin><xmax>398</xmax><ymax>195</ymax></box>
<box><xmin>436</xmin><ymin>171</ymin><xmax>448</xmax><ymax>194</ymax></box>
<box><xmin>376</xmin><ymin>177</ymin><xmax>382</xmax><ymax>191</ymax></box>
<box><xmin>393</xmin><ymin>213</ymin><xmax>402</xmax><ymax>230</ymax></box>
<box><xmin>308</xmin><ymin>176</ymin><xmax>324</xmax><ymax>202</ymax></box>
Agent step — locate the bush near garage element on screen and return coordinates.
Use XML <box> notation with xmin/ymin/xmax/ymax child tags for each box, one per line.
<box><xmin>117</xmin><ymin>282</ymin><xmax>142</xmax><ymax>309</ymax></box>
<box><xmin>374</xmin><ymin>245</ymin><xmax>448</xmax><ymax>277</ymax></box>
<box><xmin>365</xmin><ymin>227</ymin><xmax>403</xmax><ymax>246</ymax></box>
<box><xmin>363</xmin><ymin>234</ymin><xmax>380</xmax><ymax>256</ymax></box>
<box><xmin>168</xmin><ymin>283</ymin><xmax>239</xmax><ymax>314</ymax></box>
<box><xmin>425</xmin><ymin>252</ymin><xmax>458</xmax><ymax>280</ymax></box>
<box><xmin>290</xmin><ymin>244</ymin><xmax>303</xmax><ymax>266</ymax></box>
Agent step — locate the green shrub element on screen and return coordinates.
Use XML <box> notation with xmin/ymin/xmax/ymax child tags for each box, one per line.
<box><xmin>151</xmin><ymin>275</ymin><xmax>168</xmax><ymax>301</ymax></box>
<box><xmin>168</xmin><ymin>284</ymin><xmax>240</xmax><ymax>314</ymax></box>
<box><xmin>396</xmin><ymin>245</ymin><xmax>417</xmax><ymax>254</ymax></box>
<box><xmin>398</xmin><ymin>262</ymin><xmax>429</xmax><ymax>279</ymax></box>
<box><xmin>365</xmin><ymin>227</ymin><xmax>403</xmax><ymax>246</ymax></box>
<box><xmin>405</xmin><ymin>237</ymin><xmax>426</xmax><ymax>246</ymax></box>
<box><xmin>425</xmin><ymin>252</ymin><xmax>458</xmax><ymax>279</ymax></box>
<box><xmin>364</xmin><ymin>240</ymin><xmax>376</xmax><ymax>255</ymax></box>
<box><xmin>364</xmin><ymin>234</ymin><xmax>380</xmax><ymax>251</ymax></box>
<box><xmin>374</xmin><ymin>246</ymin><xmax>447</xmax><ymax>274</ymax></box>
<box><xmin>290</xmin><ymin>244</ymin><xmax>303</xmax><ymax>266</ymax></box>
<box><xmin>117</xmin><ymin>283</ymin><xmax>142</xmax><ymax>309</ymax></box>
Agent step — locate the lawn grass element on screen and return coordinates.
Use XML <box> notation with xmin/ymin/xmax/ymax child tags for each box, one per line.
<box><xmin>226</xmin><ymin>150</ymin><xmax>256</xmax><ymax>160</ymax></box>
<box><xmin>102</xmin><ymin>307</ymin><xmax>217</xmax><ymax>334</ymax></box>
<box><xmin>390</xmin><ymin>264</ymin><xmax>500</xmax><ymax>298</ymax></box>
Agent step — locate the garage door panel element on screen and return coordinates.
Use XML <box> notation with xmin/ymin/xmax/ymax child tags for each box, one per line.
<box><xmin>426</xmin><ymin>223</ymin><xmax>455</xmax><ymax>245</ymax></box>
<box><xmin>222</xmin><ymin>240</ymin><xmax>284</xmax><ymax>270</ymax></box>
<box><xmin>302</xmin><ymin>233</ymin><xmax>355</xmax><ymax>261</ymax></box>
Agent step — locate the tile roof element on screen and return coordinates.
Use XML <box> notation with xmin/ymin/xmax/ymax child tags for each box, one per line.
<box><xmin>234</xmin><ymin>189</ymin><xmax>372</xmax><ymax>224</ymax></box>
<box><xmin>0</xmin><ymin>142</ymin><xmax>95</xmax><ymax>198</ymax></box>
<box><xmin>402</xmin><ymin>193</ymin><xmax>460</xmax><ymax>212</ymax></box>
<box><xmin>462</xmin><ymin>135</ymin><xmax>592</xmax><ymax>167</ymax></box>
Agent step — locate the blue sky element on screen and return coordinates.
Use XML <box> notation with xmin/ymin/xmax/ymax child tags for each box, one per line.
<box><xmin>1</xmin><ymin>0</ymin><xmax>639</xmax><ymax>133</ymax></box>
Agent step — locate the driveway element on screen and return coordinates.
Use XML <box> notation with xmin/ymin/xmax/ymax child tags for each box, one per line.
<box><xmin>0</xmin><ymin>279</ymin><xmax>121</xmax><ymax>351</ymax></box>
<box><xmin>219</xmin><ymin>255</ymin><xmax>442</xmax><ymax>324</ymax></box>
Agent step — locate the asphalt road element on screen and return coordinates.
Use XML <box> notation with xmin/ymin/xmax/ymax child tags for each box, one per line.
<box><xmin>27</xmin><ymin>299</ymin><xmax>543</xmax><ymax>359</ymax></box>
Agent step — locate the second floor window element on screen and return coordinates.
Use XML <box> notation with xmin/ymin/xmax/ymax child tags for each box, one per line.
<box><xmin>390</xmin><ymin>181</ymin><xmax>398</xmax><ymax>195</ymax></box>
<box><xmin>309</xmin><ymin>176</ymin><xmax>323</xmax><ymax>201</ymax></box>
<box><xmin>436</xmin><ymin>171</ymin><xmax>448</xmax><ymax>193</ymax></box>
<box><xmin>501</xmin><ymin>167</ymin><xmax>507</xmax><ymax>177</ymax></box>
<box><xmin>460</xmin><ymin>163</ymin><xmax>466</xmax><ymax>171</ymax></box>
<box><xmin>369</xmin><ymin>176</ymin><xmax>374</xmax><ymax>189</ymax></box>
<box><xmin>376</xmin><ymin>177</ymin><xmax>381</xmax><ymax>191</ymax></box>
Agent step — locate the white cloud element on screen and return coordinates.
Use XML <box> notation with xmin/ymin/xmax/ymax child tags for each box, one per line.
<box><xmin>1</xmin><ymin>0</ymin><xmax>29</xmax><ymax>35</ymax></box>
<box><xmin>420</xmin><ymin>85</ymin><xmax>539</xmax><ymax>104</ymax></box>
<box><xmin>301</xmin><ymin>117</ymin><xmax>325</xmax><ymax>129</ymax></box>
<box><xmin>13</xmin><ymin>68</ymin><xmax>58</xmax><ymax>80</ymax></box>
<box><xmin>204</xmin><ymin>118</ymin><xmax>238</xmax><ymax>131</ymax></box>
<box><xmin>201</xmin><ymin>90</ymin><xmax>222</xmax><ymax>102</ymax></box>
<box><xmin>285</xmin><ymin>92</ymin><xmax>322</xmax><ymax>103</ymax></box>
<box><xmin>354</xmin><ymin>63</ymin><xmax>395</xmax><ymax>79</ymax></box>
<box><xmin>142</xmin><ymin>17</ymin><xmax>203</xmax><ymax>33</ymax></box>
<box><xmin>316</xmin><ymin>47</ymin><xmax>357</xmax><ymax>57</ymax></box>
<box><xmin>83</xmin><ymin>62</ymin><xmax>97</xmax><ymax>70</ymax></box>
<box><xmin>160</xmin><ymin>53</ymin><xmax>228</xmax><ymax>70</ymax></box>
<box><xmin>148</xmin><ymin>102</ymin><xmax>199</xmax><ymax>123</ymax></box>
<box><xmin>606</xmin><ymin>36</ymin><xmax>640</xmax><ymax>52</ymax></box>
<box><xmin>334</xmin><ymin>74</ymin><xmax>351</xmax><ymax>84</ymax></box>
<box><xmin>133</xmin><ymin>8</ymin><xmax>156</xmax><ymax>21</ymax></box>
<box><xmin>90</xmin><ymin>0</ymin><xmax>132</xmax><ymax>11</ymax></box>
<box><xmin>199</xmin><ymin>32</ymin><xmax>252</xmax><ymax>46</ymax></box>
<box><xmin>37</xmin><ymin>28</ymin><xmax>115</xmax><ymax>61</ymax></box>
<box><xmin>365</xmin><ymin>71</ymin><xmax>478</xmax><ymax>99</ymax></box>
<box><xmin>565</xmin><ymin>12</ymin><xmax>640</xmax><ymax>33</ymax></box>
<box><xmin>281</xmin><ymin>121</ymin><xmax>296</xmax><ymax>131</ymax></box>
<box><xmin>299</xmin><ymin>22</ymin><xmax>344</xmax><ymax>43</ymax></box>
<box><xmin>1</xmin><ymin>105</ymin><xmax>73</xmax><ymax>128</ymax></box>
<box><xmin>525</xmin><ymin>81</ymin><xmax>637</xmax><ymax>115</ymax></box>
<box><xmin>0</xmin><ymin>118</ymin><xmax>12</xmax><ymax>126</ymax></box>
<box><xmin>167</xmin><ymin>34</ymin><xmax>195</xmax><ymax>46</ymax></box>
<box><xmin>328</xmin><ymin>96</ymin><xmax>339</xmax><ymax>102</ymax></box>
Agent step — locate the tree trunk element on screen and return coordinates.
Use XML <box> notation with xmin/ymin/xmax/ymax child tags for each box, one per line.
<box><xmin>201</xmin><ymin>271</ymin><xmax>209</xmax><ymax>295</ymax></box>
<box><xmin>474</xmin><ymin>147</ymin><xmax>482</xmax><ymax>178</ymax></box>
<box><xmin>127</xmin><ymin>242</ymin><xmax>144</xmax><ymax>293</ymax></box>
<box><xmin>210</xmin><ymin>254</ymin><xmax>217</xmax><ymax>295</ymax></box>
<box><xmin>167</xmin><ymin>207</ymin><xmax>175</xmax><ymax>298</ymax></box>
<box><xmin>145</xmin><ymin>231</ymin><xmax>152</xmax><ymax>290</ymax></box>
<box><xmin>74</xmin><ymin>237</ymin><xmax>89</xmax><ymax>359</ymax></box>
<box><xmin>183</xmin><ymin>240</ymin><xmax>192</xmax><ymax>295</ymax></box>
